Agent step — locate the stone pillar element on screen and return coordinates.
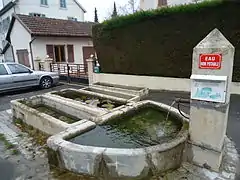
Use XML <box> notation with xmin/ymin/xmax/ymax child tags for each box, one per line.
<box><xmin>189</xmin><ymin>29</ymin><xmax>235</xmax><ymax>171</ymax></box>
<box><xmin>34</xmin><ymin>57</ymin><xmax>42</xmax><ymax>71</ymax></box>
<box><xmin>44</xmin><ymin>57</ymin><xmax>53</xmax><ymax>72</ymax></box>
<box><xmin>86</xmin><ymin>58</ymin><xmax>94</xmax><ymax>85</ymax></box>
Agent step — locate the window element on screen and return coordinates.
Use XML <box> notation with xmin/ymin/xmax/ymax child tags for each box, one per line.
<box><xmin>41</xmin><ymin>0</ymin><xmax>48</xmax><ymax>5</ymax></box>
<box><xmin>54</xmin><ymin>45</ymin><xmax>66</xmax><ymax>62</ymax></box>
<box><xmin>68</xmin><ymin>17</ymin><xmax>77</xmax><ymax>21</ymax></box>
<box><xmin>46</xmin><ymin>45</ymin><xmax>68</xmax><ymax>63</ymax></box>
<box><xmin>29</xmin><ymin>13</ymin><xmax>46</xmax><ymax>17</ymax></box>
<box><xmin>67</xmin><ymin>45</ymin><xmax>74</xmax><ymax>62</ymax></box>
<box><xmin>60</xmin><ymin>0</ymin><xmax>66</xmax><ymax>8</ymax></box>
<box><xmin>0</xmin><ymin>64</ymin><xmax>8</xmax><ymax>75</ymax></box>
<box><xmin>7</xmin><ymin>64</ymin><xmax>30</xmax><ymax>74</ymax></box>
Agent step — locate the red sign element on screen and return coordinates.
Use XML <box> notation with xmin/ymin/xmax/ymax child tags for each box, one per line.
<box><xmin>199</xmin><ymin>54</ymin><xmax>222</xmax><ymax>69</ymax></box>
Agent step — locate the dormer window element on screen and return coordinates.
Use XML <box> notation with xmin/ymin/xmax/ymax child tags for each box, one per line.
<box><xmin>29</xmin><ymin>13</ymin><xmax>46</xmax><ymax>17</ymax></box>
<box><xmin>68</xmin><ymin>17</ymin><xmax>77</xmax><ymax>21</ymax></box>
<box><xmin>41</xmin><ymin>0</ymin><xmax>48</xmax><ymax>6</ymax></box>
<box><xmin>60</xmin><ymin>0</ymin><xmax>66</xmax><ymax>8</ymax></box>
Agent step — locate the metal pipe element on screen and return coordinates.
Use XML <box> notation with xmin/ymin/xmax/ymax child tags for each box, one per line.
<box><xmin>29</xmin><ymin>37</ymin><xmax>36</xmax><ymax>70</ymax></box>
<box><xmin>175</xmin><ymin>98</ymin><xmax>190</xmax><ymax>104</ymax></box>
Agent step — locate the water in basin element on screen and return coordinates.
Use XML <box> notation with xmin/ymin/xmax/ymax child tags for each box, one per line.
<box><xmin>53</xmin><ymin>90</ymin><xmax>125</xmax><ymax>110</ymax></box>
<box><xmin>68</xmin><ymin>107</ymin><xmax>182</xmax><ymax>148</ymax></box>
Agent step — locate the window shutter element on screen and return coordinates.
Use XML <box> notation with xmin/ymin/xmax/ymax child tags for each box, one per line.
<box><xmin>46</xmin><ymin>45</ymin><xmax>54</xmax><ymax>60</ymax></box>
<box><xmin>67</xmin><ymin>45</ymin><xmax>74</xmax><ymax>63</ymax></box>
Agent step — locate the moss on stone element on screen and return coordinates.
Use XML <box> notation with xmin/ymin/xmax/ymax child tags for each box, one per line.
<box><xmin>13</xmin><ymin>118</ymin><xmax>49</xmax><ymax>146</ymax></box>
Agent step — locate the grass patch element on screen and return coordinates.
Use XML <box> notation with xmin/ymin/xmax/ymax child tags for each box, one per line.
<box><xmin>0</xmin><ymin>133</ymin><xmax>16</xmax><ymax>150</ymax></box>
<box><xmin>5</xmin><ymin>142</ymin><xmax>15</xmax><ymax>149</ymax></box>
<box><xmin>11</xmin><ymin>149</ymin><xmax>20</xmax><ymax>155</ymax></box>
<box><xmin>0</xmin><ymin>134</ymin><xmax>5</xmax><ymax>141</ymax></box>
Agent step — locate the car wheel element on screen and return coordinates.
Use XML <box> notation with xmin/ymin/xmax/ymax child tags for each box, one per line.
<box><xmin>40</xmin><ymin>77</ymin><xmax>52</xmax><ymax>89</ymax></box>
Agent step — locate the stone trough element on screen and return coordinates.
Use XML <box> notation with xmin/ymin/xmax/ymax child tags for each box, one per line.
<box><xmin>46</xmin><ymin>88</ymin><xmax>137</xmax><ymax>119</ymax></box>
<box><xmin>81</xmin><ymin>83</ymin><xmax>149</xmax><ymax>102</ymax></box>
<box><xmin>47</xmin><ymin>100</ymin><xmax>189</xmax><ymax>179</ymax></box>
<box><xmin>91</xmin><ymin>82</ymin><xmax>149</xmax><ymax>98</ymax></box>
<box><xmin>11</xmin><ymin>94</ymin><xmax>107</xmax><ymax>135</ymax></box>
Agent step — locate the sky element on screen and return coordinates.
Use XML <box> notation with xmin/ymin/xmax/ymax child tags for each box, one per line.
<box><xmin>79</xmin><ymin>0</ymin><xmax>134</xmax><ymax>22</ymax></box>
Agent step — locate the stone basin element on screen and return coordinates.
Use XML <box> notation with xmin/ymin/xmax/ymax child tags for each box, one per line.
<box><xmin>47</xmin><ymin>100</ymin><xmax>189</xmax><ymax>179</ymax></box>
<box><xmin>11</xmin><ymin>95</ymin><xmax>104</xmax><ymax>135</ymax></box>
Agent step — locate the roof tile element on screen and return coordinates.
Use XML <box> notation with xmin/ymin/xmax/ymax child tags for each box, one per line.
<box><xmin>16</xmin><ymin>14</ymin><xmax>95</xmax><ymax>37</ymax></box>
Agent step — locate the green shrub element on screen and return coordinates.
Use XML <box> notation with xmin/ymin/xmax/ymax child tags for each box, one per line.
<box><xmin>93</xmin><ymin>0</ymin><xmax>240</xmax><ymax>81</ymax></box>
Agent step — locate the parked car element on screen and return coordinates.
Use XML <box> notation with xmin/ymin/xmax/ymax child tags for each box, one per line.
<box><xmin>0</xmin><ymin>62</ymin><xmax>59</xmax><ymax>93</ymax></box>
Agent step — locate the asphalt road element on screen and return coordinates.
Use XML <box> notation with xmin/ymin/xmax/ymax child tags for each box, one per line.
<box><xmin>0</xmin><ymin>83</ymin><xmax>85</xmax><ymax>111</ymax></box>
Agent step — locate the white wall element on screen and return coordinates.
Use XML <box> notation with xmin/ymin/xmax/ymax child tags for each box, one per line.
<box><xmin>17</xmin><ymin>0</ymin><xmax>85</xmax><ymax>21</ymax></box>
<box><xmin>140</xmin><ymin>0</ymin><xmax>158</xmax><ymax>10</ymax></box>
<box><xmin>0</xmin><ymin>8</ymin><xmax>16</xmax><ymax>48</ymax></box>
<box><xmin>93</xmin><ymin>73</ymin><xmax>240</xmax><ymax>94</ymax></box>
<box><xmin>10</xmin><ymin>20</ymin><xmax>32</xmax><ymax>67</ymax></box>
<box><xmin>140</xmin><ymin>0</ymin><xmax>205</xmax><ymax>10</ymax></box>
<box><xmin>167</xmin><ymin>0</ymin><xmax>203</xmax><ymax>6</ymax></box>
<box><xmin>31</xmin><ymin>36</ymin><xmax>93</xmax><ymax>65</ymax></box>
<box><xmin>2</xmin><ymin>0</ymin><xmax>11</xmax><ymax>6</ymax></box>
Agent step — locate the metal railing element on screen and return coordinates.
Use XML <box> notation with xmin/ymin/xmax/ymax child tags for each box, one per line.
<box><xmin>50</xmin><ymin>63</ymin><xmax>88</xmax><ymax>79</ymax></box>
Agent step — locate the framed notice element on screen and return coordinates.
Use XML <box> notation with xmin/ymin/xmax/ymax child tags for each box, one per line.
<box><xmin>190</xmin><ymin>75</ymin><xmax>227</xmax><ymax>103</ymax></box>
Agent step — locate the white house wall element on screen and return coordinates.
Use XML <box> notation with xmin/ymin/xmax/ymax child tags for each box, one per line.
<box><xmin>31</xmin><ymin>37</ymin><xmax>93</xmax><ymax>65</ymax></box>
<box><xmin>140</xmin><ymin>0</ymin><xmax>158</xmax><ymax>10</ymax></box>
<box><xmin>17</xmin><ymin>0</ymin><xmax>84</xmax><ymax>21</ymax></box>
<box><xmin>167</xmin><ymin>0</ymin><xmax>201</xmax><ymax>6</ymax></box>
<box><xmin>10</xmin><ymin>20</ymin><xmax>32</xmax><ymax>67</ymax></box>
<box><xmin>0</xmin><ymin>7</ymin><xmax>16</xmax><ymax>61</ymax></box>
<box><xmin>140</xmin><ymin>0</ymin><xmax>204</xmax><ymax>10</ymax></box>
<box><xmin>2</xmin><ymin>0</ymin><xmax>11</xmax><ymax>6</ymax></box>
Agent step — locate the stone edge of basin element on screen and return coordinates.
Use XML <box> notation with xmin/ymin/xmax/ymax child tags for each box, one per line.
<box><xmin>91</xmin><ymin>83</ymin><xmax>149</xmax><ymax>97</ymax></box>
<box><xmin>46</xmin><ymin>100</ymin><xmax>189</xmax><ymax>178</ymax></box>
<box><xmin>10</xmin><ymin>96</ymin><xmax>97</xmax><ymax>135</ymax></box>
<box><xmin>44</xmin><ymin>88</ymin><xmax>142</xmax><ymax>118</ymax></box>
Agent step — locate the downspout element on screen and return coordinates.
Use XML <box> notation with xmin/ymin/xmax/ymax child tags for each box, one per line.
<box><xmin>3</xmin><ymin>41</ymin><xmax>15</xmax><ymax>62</ymax></box>
<box><xmin>10</xmin><ymin>43</ymin><xmax>15</xmax><ymax>62</ymax></box>
<box><xmin>29</xmin><ymin>37</ymin><xmax>36</xmax><ymax>70</ymax></box>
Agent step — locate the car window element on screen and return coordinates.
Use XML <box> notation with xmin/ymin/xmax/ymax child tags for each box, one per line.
<box><xmin>7</xmin><ymin>64</ymin><xmax>30</xmax><ymax>74</ymax></box>
<box><xmin>0</xmin><ymin>64</ymin><xmax>8</xmax><ymax>75</ymax></box>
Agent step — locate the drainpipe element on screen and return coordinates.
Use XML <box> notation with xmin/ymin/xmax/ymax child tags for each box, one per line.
<box><xmin>29</xmin><ymin>37</ymin><xmax>36</xmax><ymax>70</ymax></box>
<box><xmin>3</xmin><ymin>41</ymin><xmax>15</xmax><ymax>62</ymax></box>
<box><xmin>10</xmin><ymin>43</ymin><xmax>15</xmax><ymax>62</ymax></box>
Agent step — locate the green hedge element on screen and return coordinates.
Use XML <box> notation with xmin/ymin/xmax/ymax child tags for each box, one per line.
<box><xmin>92</xmin><ymin>0</ymin><xmax>240</xmax><ymax>81</ymax></box>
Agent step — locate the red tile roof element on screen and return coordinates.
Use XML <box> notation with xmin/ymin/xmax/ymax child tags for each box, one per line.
<box><xmin>14</xmin><ymin>14</ymin><xmax>95</xmax><ymax>37</ymax></box>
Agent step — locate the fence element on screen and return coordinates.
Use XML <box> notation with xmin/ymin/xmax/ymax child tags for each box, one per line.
<box><xmin>50</xmin><ymin>63</ymin><xmax>89</xmax><ymax>84</ymax></box>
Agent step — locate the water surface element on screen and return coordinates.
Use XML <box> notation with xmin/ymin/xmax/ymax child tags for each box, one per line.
<box><xmin>69</xmin><ymin>107</ymin><xmax>182</xmax><ymax>148</ymax></box>
<box><xmin>33</xmin><ymin>104</ymin><xmax>80</xmax><ymax>124</ymax></box>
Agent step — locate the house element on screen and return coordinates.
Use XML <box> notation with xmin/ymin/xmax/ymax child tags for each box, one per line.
<box><xmin>6</xmin><ymin>14</ymin><xmax>95</xmax><ymax>69</ymax></box>
<box><xmin>140</xmin><ymin>0</ymin><xmax>204</xmax><ymax>10</ymax></box>
<box><xmin>0</xmin><ymin>0</ymin><xmax>87</xmax><ymax>62</ymax></box>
